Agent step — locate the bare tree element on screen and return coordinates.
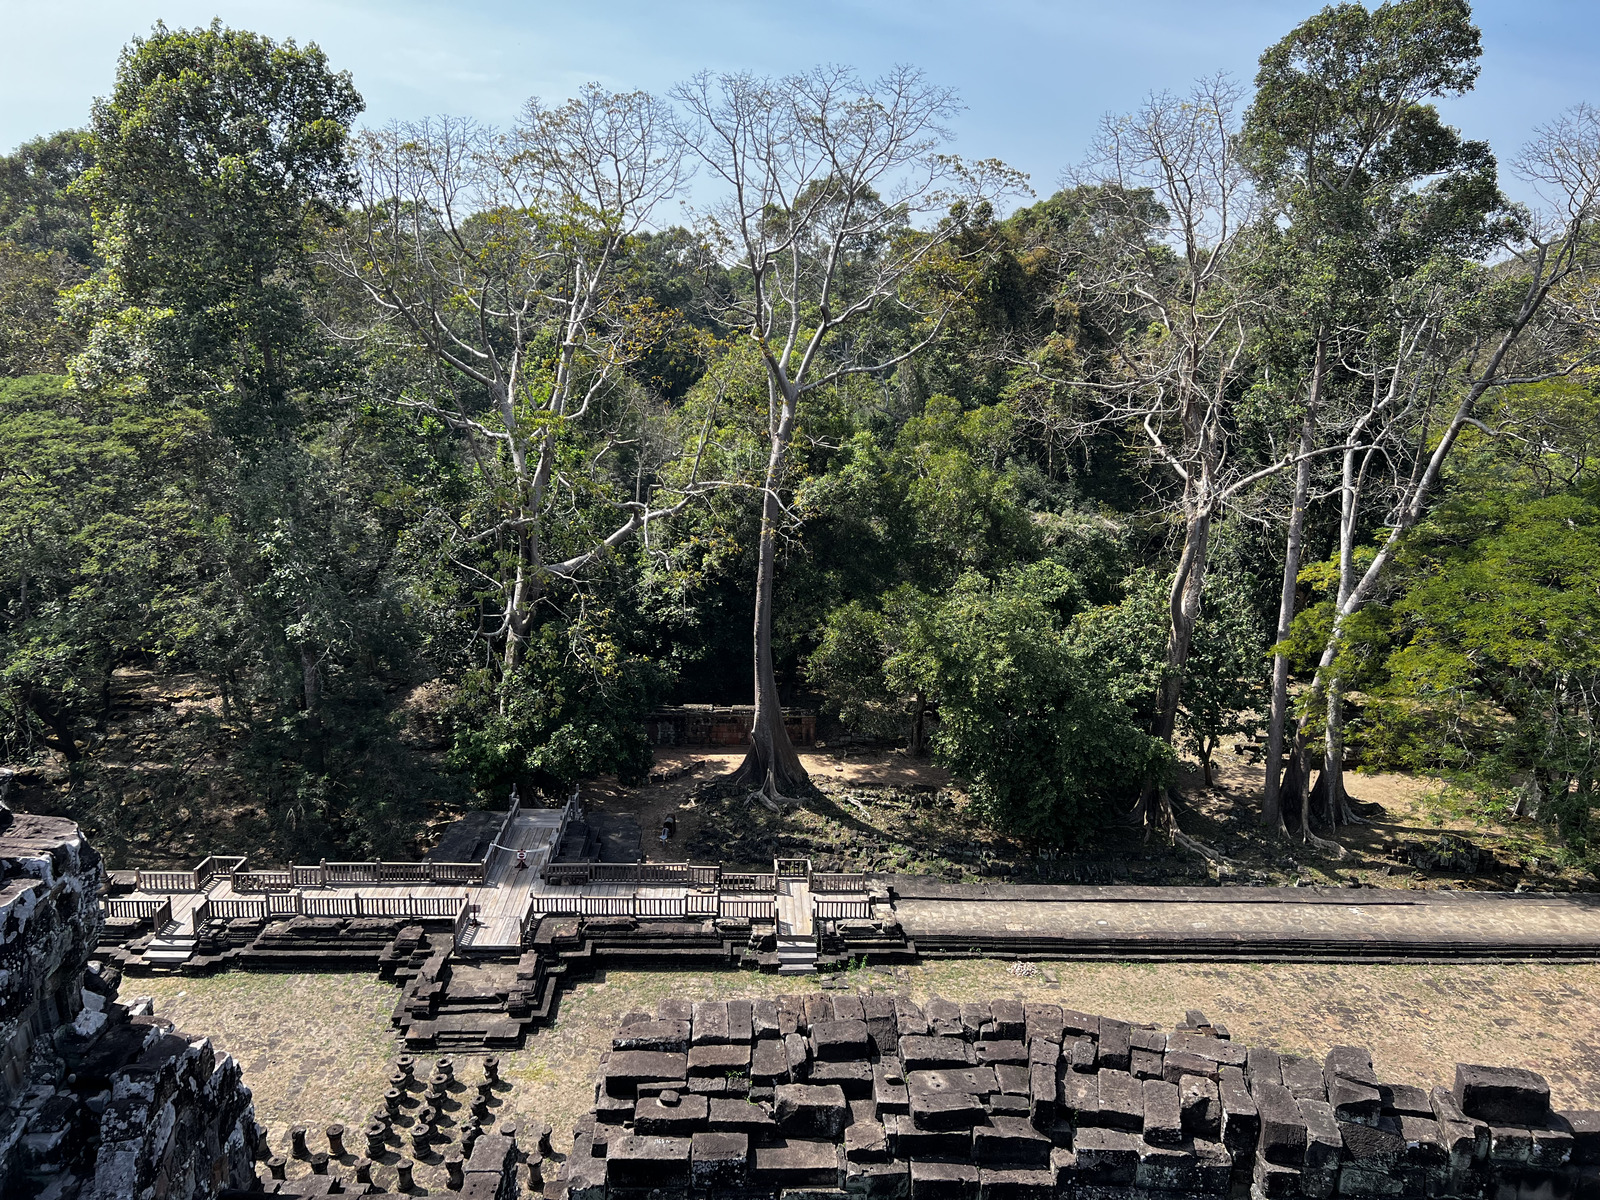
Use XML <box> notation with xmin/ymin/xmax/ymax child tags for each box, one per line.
<box><xmin>1072</xmin><ymin>78</ymin><xmax>1293</xmax><ymax>842</ymax></box>
<box><xmin>1297</xmin><ymin>107</ymin><xmax>1600</xmax><ymax>833</ymax></box>
<box><xmin>325</xmin><ymin>87</ymin><xmax>713</xmax><ymax>697</ymax></box>
<box><xmin>672</xmin><ymin>65</ymin><xmax>1016</xmax><ymax>797</ymax></box>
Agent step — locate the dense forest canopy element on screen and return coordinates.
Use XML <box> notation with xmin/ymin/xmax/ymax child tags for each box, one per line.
<box><xmin>1</xmin><ymin>4</ymin><xmax>1597</xmax><ymax>868</ymax></box>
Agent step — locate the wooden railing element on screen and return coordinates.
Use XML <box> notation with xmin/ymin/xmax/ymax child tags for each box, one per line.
<box><xmin>135</xmin><ymin>869</ymin><xmax>199</xmax><ymax>893</ymax></box>
<box><xmin>811</xmin><ymin>872</ymin><xmax>867</xmax><ymax>893</ymax></box>
<box><xmin>814</xmin><ymin>898</ymin><xmax>872</xmax><ymax>921</ymax></box>
<box><xmin>774</xmin><ymin>858</ymin><xmax>811</xmax><ymax>879</ymax></box>
<box><xmin>454</xmin><ymin>902</ymin><xmax>477</xmax><ymax>949</ymax></box>
<box><xmin>102</xmin><ymin>897</ymin><xmax>172</xmax><ymax>924</ymax></box>
<box><xmin>194</xmin><ymin>855</ymin><xmax>247</xmax><ymax>886</ymax></box>
<box><xmin>233</xmin><ymin>870</ymin><xmax>293</xmax><ymax>892</ymax></box>
<box><xmin>721</xmin><ymin>872</ymin><xmax>776</xmax><ymax>892</ymax></box>
<box><xmin>718</xmin><ymin>896</ymin><xmax>775</xmax><ymax>922</ymax></box>
<box><xmin>184</xmin><ymin>892</ymin><xmax>466</xmax><ymax>923</ymax></box>
<box><xmin>686</xmin><ymin>892</ymin><xmax>718</xmax><ymax>918</ymax></box>
<box><xmin>541</xmin><ymin>862</ymin><xmax>722</xmax><ymax>887</ymax></box>
<box><xmin>235</xmin><ymin>860</ymin><xmax>485</xmax><ymax>890</ymax></box>
<box><xmin>208</xmin><ymin>898</ymin><xmax>269</xmax><ymax>920</ymax></box>
<box><xmin>543</xmin><ymin>863</ymin><xmax>594</xmax><ymax>886</ymax></box>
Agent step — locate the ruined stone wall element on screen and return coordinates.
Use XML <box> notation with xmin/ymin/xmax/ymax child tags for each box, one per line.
<box><xmin>557</xmin><ymin>992</ymin><xmax>1600</xmax><ymax>1199</ymax></box>
<box><xmin>0</xmin><ymin>803</ymin><xmax>262</xmax><ymax>1200</ymax></box>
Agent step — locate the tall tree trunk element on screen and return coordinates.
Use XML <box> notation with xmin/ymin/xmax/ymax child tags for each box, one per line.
<box><xmin>1263</xmin><ymin>338</ymin><xmax>1324</xmax><ymax>836</ymax></box>
<box><xmin>1322</xmin><ymin>680</ymin><xmax>1349</xmax><ymax>824</ymax></box>
<box><xmin>1133</xmin><ymin>507</ymin><xmax>1212</xmax><ymax>835</ymax></box>
<box><xmin>735</xmin><ymin>394</ymin><xmax>809</xmax><ymax>795</ymax></box>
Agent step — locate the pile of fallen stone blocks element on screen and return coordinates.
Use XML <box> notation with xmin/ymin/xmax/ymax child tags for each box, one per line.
<box><xmin>551</xmin><ymin>993</ymin><xmax>1599</xmax><ymax>1199</ymax></box>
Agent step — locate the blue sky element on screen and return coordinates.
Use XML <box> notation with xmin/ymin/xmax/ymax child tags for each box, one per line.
<box><xmin>1</xmin><ymin>1</ymin><xmax>1592</xmax><ymax>210</ymax></box>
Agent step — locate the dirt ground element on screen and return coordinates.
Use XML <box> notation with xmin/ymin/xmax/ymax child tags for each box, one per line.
<box><xmin>135</xmin><ymin>956</ymin><xmax>1600</xmax><ymax>1194</ymax></box>
<box><xmin>576</xmin><ymin>743</ymin><xmax>1591</xmax><ymax>891</ymax></box>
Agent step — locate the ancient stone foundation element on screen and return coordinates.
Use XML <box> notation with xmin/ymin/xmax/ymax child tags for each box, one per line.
<box><xmin>555</xmin><ymin>993</ymin><xmax>1600</xmax><ymax>1200</ymax></box>
<box><xmin>0</xmin><ymin>803</ymin><xmax>260</xmax><ymax>1199</ymax></box>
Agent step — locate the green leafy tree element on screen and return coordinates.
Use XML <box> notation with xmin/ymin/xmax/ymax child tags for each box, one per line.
<box><xmin>0</xmin><ymin>130</ymin><xmax>97</xmax><ymax>264</ymax></box>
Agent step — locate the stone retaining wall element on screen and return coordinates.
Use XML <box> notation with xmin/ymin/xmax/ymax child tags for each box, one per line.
<box><xmin>0</xmin><ymin>802</ymin><xmax>262</xmax><ymax>1199</ymax></box>
<box><xmin>554</xmin><ymin>992</ymin><xmax>1599</xmax><ymax>1199</ymax></box>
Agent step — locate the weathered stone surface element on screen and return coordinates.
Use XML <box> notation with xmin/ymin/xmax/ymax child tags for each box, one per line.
<box><xmin>691</xmin><ymin>1000</ymin><xmax>731</xmax><ymax>1044</ymax></box>
<box><xmin>976</xmin><ymin>1039</ymin><xmax>1029</xmax><ymax>1066</ymax></box>
<box><xmin>691</xmin><ymin>1130</ymin><xmax>749</xmax><ymax>1188</ymax></box>
<box><xmin>813</xmin><ymin>1018</ymin><xmax>871</xmax><ymax>1061</ymax></box>
<box><xmin>1161</xmin><ymin>1050</ymin><xmax>1217</xmax><ymax>1084</ymax></box>
<box><xmin>707</xmin><ymin>1096</ymin><xmax>777</xmax><ymax>1135</ymax></box>
<box><xmin>633</xmin><ymin>1092</ymin><xmax>709</xmax><ymax>1135</ymax></box>
<box><xmin>1341</xmin><ymin>1116</ymin><xmax>1405</xmax><ymax>1171</ymax></box>
<box><xmin>751</xmin><ymin>1139</ymin><xmax>842</xmax><ymax>1188</ymax></box>
<box><xmin>1135</xmin><ymin>1139</ymin><xmax>1196</xmax><ymax>1191</ymax></box>
<box><xmin>976</xmin><ymin>1164</ymin><xmax>1054</xmax><ymax>1197</ymax></box>
<box><xmin>1219</xmin><ymin>1064</ymin><xmax>1260</xmax><ymax>1160</ymax></box>
<box><xmin>1247</xmin><ymin>1045</ymin><xmax>1283</xmax><ymax>1089</ymax></box>
<box><xmin>775</xmin><ymin>1083</ymin><xmax>849</xmax><ymax>1138</ymax></box>
<box><xmin>1129</xmin><ymin>1047</ymin><xmax>1164</xmax><ymax>1080</ymax></box>
<box><xmin>611</xmin><ymin>1019</ymin><xmax>690</xmax><ymax>1053</ymax></box>
<box><xmin>926</xmin><ymin>997</ymin><xmax>963</xmax><ymax>1036</ymax></box>
<box><xmin>603</xmin><ymin>1050</ymin><xmax>686</xmax><ymax>1097</ymax></box>
<box><xmin>909</xmin><ymin>1158</ymin><xmax>979</xmax><ymax>1199</ymax></box>
<box><xmin>1065</xmin><ymin>1037</ymin><xmax>1097</xmax><ymax>1073</ymax></box>
<box><xmin>907</xmin><ymin>1070</ymin><xmax>989</xmax><ymax>1130</ymax></box>
<box><xmin>811</xmin><ymin>1059</ymin><xmax>874</xmax><ymax>1098</ymax></box>
<box><xmin>752</xmin><ymin>1035</ymin><xmax>789</xmax><ymax>1082</ymax></box>
<box><xmin>990</xmin><ymin>999</ymin><xmax>1026</xmax><ymax>1040</ymax></box>
<box><xmin>1097</xmin><ymin>1069</ymin><xmax>1144</xmax><ymax>1132</ymax></box>
<box><xmin>1071</xmin><ymin>1127</ymin><xmax>1140</xmax><ymax>1186</ymax></box>
<box><xmin>1059</xmin><ymin>1067</ymin><xmax>1098</xmax><ymax>1125</ymax></box>
<box><xmin>1564</xmin><ymin>1110</ymin><xmax>1600</xmax><ymax>1165</ymax></box>
<box><xmin>1256</xmin><ymin>1081</ymin><xmax>1308</xmax><ymax>1166</ymax></box>
<box><xmin>1167</xmin><ymin>1031</ymin><xmax>1247</xmax><ymax>1068</ymax></box>
<box><xmin>846</xmin><ymin>1119</ymin><xmax>890</xmax><ymax>1163</ymax></box>
<box><xmin>959</xmin><ymin>1002</ymin><xmax>991</xmax><ymax>1038</ymax></box>
<box><xmin>687</xmin><ymin>1042</ymin><xmax>751</xmax><ymax>1074</ymax></box>
<box><xmin>1180</xmin><ymin>1073</ymin><xmax>1221</xmax><ymax>1141</ymax></box>
<box><xmin>894</xmin><ymin>998</ymin><xmax>929</xmax><ymax>1037</ymax></box>
<box><xmin>874</xmin><ymin>1061</ymin><xmax>910</xmax><ymax>1115</ymax></box>
<box><xmin>1061</xmin><ymin>1010</ymin><xmax>1100</xmax><ymax>1040</ymax></box>
<box><xmin>1097</xmin><ymin>1019</ymin><xmax>1132</xmax><ymax>1073</ymax></box>
<box><xmin>1453</xmin><ymin>1063</ymin><xmax>1552</xmax><ymax>1125</ymax></box>
<box><xmin>899</xmin><ymin>1035</ymin><xmax>975</xmax><ymax>1070</ymax></box>
<box><xmin>1024</xmin><ymin>1003</ymin><xmax>1064</xmax><ymax>1046</ymax></box>
<box><xmin>848</xmin><ymin>1157</ymin><xmax>909</xmax><ymax>1199</ymax></box>
<box><xmin>973</xmin><ymin>1115</ymin><xmax>1051</xmax><ymax>1167</ymax></box>
<box><xmin>1142</xmin><ymin>1078</ymin><xmax>1183</xmax><ymax>1144</ymax></box>
<box><xmin>1280</xmin><ymin>1055</ymin><xmax>1326</xmax><ymax>1102</ymax></box>
<box><xmin>605</xmin><ymin>1134</ymin><xmax>690</xmax><ymax>1186</ymax></box>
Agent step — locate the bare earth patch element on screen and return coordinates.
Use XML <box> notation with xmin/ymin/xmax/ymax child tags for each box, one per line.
<box><xmin>137</xmin><ymin>957</ymin><xmax>1600</xmax><ymax>1188</ymax></box>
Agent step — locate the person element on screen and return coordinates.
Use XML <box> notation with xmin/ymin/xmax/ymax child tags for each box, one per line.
<box><xmin>516</xmin><ymin>848</ymin><xmax>527</xmax><ymax>870</ymax></box>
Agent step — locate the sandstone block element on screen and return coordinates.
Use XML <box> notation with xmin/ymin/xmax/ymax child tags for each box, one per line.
<box><xmin>973</xmin><ymin>1115</ymin><xmax>1051</xmax><ymax>1168</ymax></box>
<box><xmin>1255</xmin><ymin>1081</ymin><xmax>1308</xmax><ymax>1166</ymax></box>
<box><xmin>752</xmin><ymin>1139</ymin><xmax>843</xmax><ymax>1188</ymax></box>
<box><xmin>1097</xmin><ymin>1069</ymin><xmax>1144</xmax><ymax>1132</ymax></box>
<box><xmin>909</xmin><ymin>1159</ymin><xmax>979</xmax><ymax>1200</ymax></box>
<box><xmin>1071</xmin><ymin>1127</ymin><xmax>1140</xmax><ymax>1186</ymax></box>
<box><xmin>605</xmin><ymin>1134</ymin><xmax>689</xmax><ymax>1186</ymax></box>
<box><xmin>1453</xmin><ymin>1064</ymin><xmax>1551</xmax><ymax>1126</ymax></box>
<box><xmin>612</xmin><ymin>1019</ymin><xmax>690</xmax><ymax>1053</ymax></box>
<box><xmin>1180</xmin><ymin>1074</ymin><xmax>1221</xmax><ymax>1141</ymax></box>
<box><xmin>775</xmin><ymin>1083</ymin><xmax>849</xmax><ymax>1138</ymax></box>
<box><xmin>813</xmin><ymin>1018</ymin><xmax>871</xmax><ymax>1061</ymax></box>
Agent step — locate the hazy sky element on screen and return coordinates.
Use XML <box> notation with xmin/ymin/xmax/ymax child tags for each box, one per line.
<box><xmin>1</xmin><ymin>1</ymin><xmax>1592</xmax><ymax>210</ymax></box>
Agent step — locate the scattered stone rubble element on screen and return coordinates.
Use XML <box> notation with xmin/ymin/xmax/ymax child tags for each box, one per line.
<box><xmin>0</xmin><ymin>801</ymin><xmax>259</xmax><ymax>1199</ymax></box>
<box><xmin>554</xmin><ymin>993</ymin><xmax>1600</xmax><ymax>1199</ymax></box>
